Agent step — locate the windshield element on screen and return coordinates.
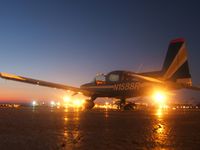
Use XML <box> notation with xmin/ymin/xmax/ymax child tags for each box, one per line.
<box><xmin>108</xmin><ymin>74</ymin><xmax>120</xmax><ymax>82</ymax></box>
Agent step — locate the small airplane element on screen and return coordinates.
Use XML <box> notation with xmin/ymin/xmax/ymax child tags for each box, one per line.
<box><xmin>0</xmin><ymin>38</ymin><xmax>199</xmax><ymax>110</ymax></box>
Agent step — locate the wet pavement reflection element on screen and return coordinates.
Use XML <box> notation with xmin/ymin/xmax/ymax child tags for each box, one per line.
<box><xmin>151</xmin><ymin>108</ymin><xmax>170</xmax><ymax>148</ymax></box>
<box><xmin>0</xmin><ymin>107</ymin><xmax>200</xmax><ymax>149</ymax></box>
<box><xmin>62</xmin><ymin>109</ymin><xmax>81</xmax><ymax>149</ymax></box>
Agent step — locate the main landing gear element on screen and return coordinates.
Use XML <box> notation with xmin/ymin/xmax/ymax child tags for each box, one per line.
<box><xmin>118</xmin><ymin>98</ymin><xmax>136</xmax><ymax>110</ymax></box>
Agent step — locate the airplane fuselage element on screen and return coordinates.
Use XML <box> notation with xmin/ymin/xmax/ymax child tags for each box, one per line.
<box><xmin>80</xmin><ymin>70</ymin><xmax>157</xmax><ymax>100</ymax></box>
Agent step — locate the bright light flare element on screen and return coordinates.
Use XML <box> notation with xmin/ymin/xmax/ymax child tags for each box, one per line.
<box><xmin>154</xmin><ymin>92</ymin><xmax>166</xmax><ymax>102</ymax></box>
<box><xmin>152</xmin><ymin>91</ymin><xmax>167</xmax><ymax>106</ymax></box>
<box><xmin>50</xmin><ymin>101</ymin><xmax>56</xmax><ymax>107</ymax></box>
<box><xmin>78</xmin><ymin>92</ymin><xmax>82</xmax><ymax>95</ymax></box>
<box><xmin>73</xmin><ymin>99</ymin><xmax>85</xmax><ymax>107</ymax></box>
<box><xmin>63</xmin><ymin>94</ymin><xmax>86</xmax><ymax>108</ymax></box>
<box><xmin>32</xmin><ymin>100</ymin><xmax>37</xmax><ymax>107</ymax></box>
<box><xmin>63</xmin><ymin>96</ymin><xmax>71</xmax><ymax>102</ymax></box>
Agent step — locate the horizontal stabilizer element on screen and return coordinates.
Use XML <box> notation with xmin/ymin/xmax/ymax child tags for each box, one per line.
<box><xmin>185</xmin><ymin>85</ymin><xmax>200</xmax><ymax>91</ymax></box>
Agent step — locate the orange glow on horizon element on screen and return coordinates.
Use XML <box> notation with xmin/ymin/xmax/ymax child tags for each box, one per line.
<box><xmin>0</xmin><ymin>82</ymin><xmax>66</xmax><ymax>102</ymax></box>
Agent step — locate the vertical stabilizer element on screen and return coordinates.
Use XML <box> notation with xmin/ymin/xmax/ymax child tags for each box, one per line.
<box><xmin>162</xmin><ymin>38</ymin><xmax>192</xmax><ymax>86</ymax></box>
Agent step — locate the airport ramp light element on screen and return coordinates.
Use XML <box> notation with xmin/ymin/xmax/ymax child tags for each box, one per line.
<box><xmin>32</xmin><ymin>100</ymin><xmax>37</xmax><ymax>107</ymax></box>
<box><xmin>50</xmin><ymin>101</ymin><xmax>56</xmax><ymax>107</ymax></box>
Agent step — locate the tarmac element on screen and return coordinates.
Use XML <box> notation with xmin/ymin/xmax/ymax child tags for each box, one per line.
<box><xmin>0</xmin><ymin>107</ymin><xmax>200</xmax><ymax>150</ymax></box>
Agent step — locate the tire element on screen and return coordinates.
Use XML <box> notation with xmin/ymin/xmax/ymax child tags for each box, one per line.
<box><xmin>84</xmin><ymin>100</ymin><xmax>95</xmax><ymax>110</ymax></box>
<box><xmin>123</xmin><ymin>103</ymin><xmax>134</xmax><ymax>110</ymax></box>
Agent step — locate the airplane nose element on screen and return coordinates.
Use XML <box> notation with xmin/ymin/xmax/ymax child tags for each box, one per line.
<box><xmin>80</xmin><ymin>84</ymin><xmax>87</xmax><ymax>89</ymax></box>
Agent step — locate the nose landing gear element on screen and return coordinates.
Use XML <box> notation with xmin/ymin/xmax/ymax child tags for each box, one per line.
<box><xmin>84</xmin><ymin>100</ymin><xmax>95</xmax><ymax>110</ymax></box>
<box><xmin>84</xmin><ymin>97</ymin><xmax>96</xmax><ymax>110</ymax></box>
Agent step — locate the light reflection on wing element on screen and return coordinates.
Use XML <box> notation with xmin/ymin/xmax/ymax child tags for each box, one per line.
<box><xmin>0</xmin><ymin>72</ymin><xmax>91</xmax><ymax>96</ymax></box>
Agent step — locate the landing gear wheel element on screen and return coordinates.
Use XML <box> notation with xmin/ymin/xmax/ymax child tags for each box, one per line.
<box><xmin>123</xmin><ymin>103</ymin><xmax>134</xmax><ymax>110</ymax></box>
<box><xmin>84</xmin><ymin>100</ymin><xmax>95</xmax><ymax>110</ymax></box>
<box><xmin>119</xmin><ymin>98</ymin><xmax>126</xmax><ymax>110</ymax></box>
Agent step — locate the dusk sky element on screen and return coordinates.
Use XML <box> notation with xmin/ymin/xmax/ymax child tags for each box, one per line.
<box><xmin>0</xmin><ymin>0</ymin><xmax>200</xmax><ymax>102</ymax></box>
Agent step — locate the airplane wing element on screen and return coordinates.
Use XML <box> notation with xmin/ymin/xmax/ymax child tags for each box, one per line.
<box><xmin>0</xmin><ymin>72</ymin><xmax>91</xmax><ymax>96</ymax></box>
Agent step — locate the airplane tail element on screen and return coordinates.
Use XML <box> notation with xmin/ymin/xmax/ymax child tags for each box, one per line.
<box><xmin>162</xmin><ymin>38</ymin><xmax>192</xmax><ymax>86</ymax></box>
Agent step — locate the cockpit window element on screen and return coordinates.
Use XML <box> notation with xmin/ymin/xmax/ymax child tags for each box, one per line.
<box><xmin>109</xmin><ymin>74</ymin><xmax>120</xmax><ymax>82</ymax></box>
<box><xmin>95</xmin><ymin>74</ymin><xmax>106</xmax><ymax>85</ymax></box>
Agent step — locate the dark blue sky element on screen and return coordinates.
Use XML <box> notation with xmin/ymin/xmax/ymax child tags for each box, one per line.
<box><xmin>0</xmin><ymin>0</ymin><xmax>200</xmax><ymax>101</ymax></box>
